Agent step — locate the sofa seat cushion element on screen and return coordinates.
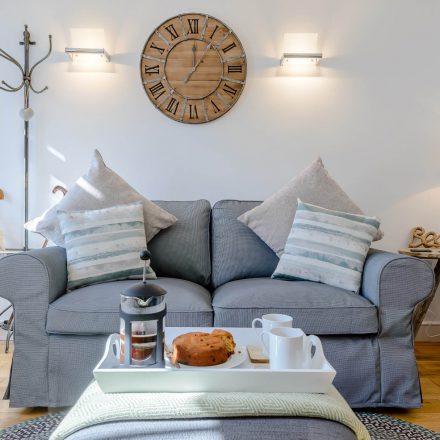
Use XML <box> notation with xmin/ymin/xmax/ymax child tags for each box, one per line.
<box><xmin>212</xmin><ymin>278</ymin><xmax>378</xmax><ymax>335</ymax></box>
<box><xmin>47</xmin><ymin>278</ymin><xmax>213</xmax><ymax>335</ymax></box>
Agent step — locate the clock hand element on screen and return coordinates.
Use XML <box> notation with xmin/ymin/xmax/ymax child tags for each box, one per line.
<box><xmin>183</xmin><ymin>42</ymin><xmax>212</xmax><ymax>84</ymax></box>
<box><xmin>192</xmin><ymin>42</ymin><xmax>196</xmax><ymax>68</ymax></box>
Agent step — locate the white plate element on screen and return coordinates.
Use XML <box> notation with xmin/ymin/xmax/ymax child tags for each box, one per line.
<box><xmin>175</xmin><ymin>346</ymin><xmax>248</xmax><ymax>370</ymax></box>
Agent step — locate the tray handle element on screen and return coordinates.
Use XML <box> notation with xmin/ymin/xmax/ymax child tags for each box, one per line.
<box><xmin>305</xmin><ymin>335</ymin><xmax>324</xmax><ymax>369</ymax></box>
<box><xmin>112</xmin><ymin>336</ymin><xmax>121</xmax><ymax>360</ymax></box>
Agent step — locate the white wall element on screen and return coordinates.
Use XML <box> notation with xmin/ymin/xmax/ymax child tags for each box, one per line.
<box><xmin>1</xmin><ymin>0</ymin><xmax>440</xmax><ymax>330</ymax></box>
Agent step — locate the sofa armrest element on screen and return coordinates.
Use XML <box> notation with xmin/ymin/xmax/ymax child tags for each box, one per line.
<box><xmin>0</xmin><ymin>246</ymin><xmax>67</xmax><ymax>305</ymax></box>
<box><xmin>0</xmin><ymin>246</ymin><xmax>67</xmax><ymax>407</ymax></box>
<box><xmin>361</xmin><ymin>249</ymin><xmax>434</xmax><ymax>311</ymax></box>
<box><xmin>360</xmin><ymin>249</ymin><xmax>434</xmax><ymax>407</ymax></box>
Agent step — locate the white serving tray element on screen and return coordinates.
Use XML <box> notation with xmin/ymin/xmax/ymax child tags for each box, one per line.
<box><xmin>93</xmin><ymin>327</ymin><xmax>336</xmax><ymax>394</ymax></box>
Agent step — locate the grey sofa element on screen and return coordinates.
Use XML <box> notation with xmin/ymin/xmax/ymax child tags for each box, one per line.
<box><xmin>0</xmin><ymin>200</ymin><xmax>434</xmax><ymax>409</ymax></box>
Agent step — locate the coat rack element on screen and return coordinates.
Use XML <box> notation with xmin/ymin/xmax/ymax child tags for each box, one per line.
<box><xmin>0</xmin><ymin>25</ymin><xmax>52</xmax><ymax>250</ymax></box>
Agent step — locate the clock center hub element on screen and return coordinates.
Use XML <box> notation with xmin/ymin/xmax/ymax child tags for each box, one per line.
<box><xmin>165</xmin><ymin>39</ymin><xmax>223</xmax><ymax>100</ymax></box>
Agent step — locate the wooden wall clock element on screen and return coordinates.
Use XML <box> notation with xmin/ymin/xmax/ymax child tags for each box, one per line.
<box><xmin>140</xmin><ymin>13</ymin><xmax>247</xmax><ymax>124</ymax></box>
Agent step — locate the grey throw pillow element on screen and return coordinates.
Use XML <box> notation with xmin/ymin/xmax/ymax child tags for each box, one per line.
<box><xmin>26</xmin><ymin>150</ymin><xmax>177</xmax><ymax>246</ymax></box>
<box><xmin>238</xmin><ymin>158</ymin><xmax>383</xmax><ymax>257</ymax></box>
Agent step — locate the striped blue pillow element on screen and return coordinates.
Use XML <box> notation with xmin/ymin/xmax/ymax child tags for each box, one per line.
<box><xmin>272</xmin><ymin>199</ymin><xmax>380</xmax><ymax>293</ymax></box>
<box><xmin>58</xmin><ymin>202</ymin><xmax>156</xmax><ymax>290</ymax></box>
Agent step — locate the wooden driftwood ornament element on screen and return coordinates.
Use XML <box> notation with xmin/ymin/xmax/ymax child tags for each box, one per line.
<box><xmin>408</xmin><ymin>226</ymin><xmax>440</xmax><ymax>248</ymax></box>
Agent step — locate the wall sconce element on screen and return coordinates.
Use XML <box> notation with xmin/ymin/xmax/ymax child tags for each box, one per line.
<box><xmin>281</xmin><ymin>52</ymin><xmax>322</xmax><ymax>66</ymax></box>
<box><xmin>280</xmin><ymin>33</ymin><xmax>322</xmax><ymax>71</ymax></box>
<box><xmin>65</xmin><ymin>47</ymin><xmax>111</xmax><ymax>62</ymax></box>
<box><xmin>65</xmin><ymin>29</ymin><xmax>112</xmax><ymax>72</ymax></box>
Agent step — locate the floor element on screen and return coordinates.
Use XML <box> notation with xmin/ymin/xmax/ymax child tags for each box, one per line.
<box><xmin>382</xmin><ymin>342</ymin><xmax>440</xmax><ymax>433</ymax></box>
<box><xmin>0</xmin><ymin>342</ymin><xmax>49</xmax><ymax>429</ymax></box>
<box><xmin>1</xmin><ymin>341</ymin><xmax>440</xmax><ymax>432</ymax></box>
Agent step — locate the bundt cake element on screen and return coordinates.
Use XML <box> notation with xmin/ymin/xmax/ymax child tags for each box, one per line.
<box><xmin>171</xmin><ymin>329</ymin><xmax>236</xmax><ymax>367</ymax></box>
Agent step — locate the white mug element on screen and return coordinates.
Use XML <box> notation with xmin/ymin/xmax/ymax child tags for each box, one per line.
<box><xmin>261</xmin><ymin>327</ymin><xmax>323</xmax><ymax>370</ymax></box>
<box><xmin>252</xmin><ymin>314</ymin><xmax>293</xmax><ymax>330</ymax></box>
<box><xmin>252</xmin><ymin>314</ymin><xmax>293</xmax><ymax>354</ymax></box>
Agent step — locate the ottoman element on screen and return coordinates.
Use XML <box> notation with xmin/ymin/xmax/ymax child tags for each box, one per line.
<box><xmin>50</xmin><ymin>382</ymin><xmax>368</xmax><ymax>440</ymax></box>
<box><xmin>64</xmin><ymin>418</ymin><xmax>358</xmax><ymax>440</ymax></box>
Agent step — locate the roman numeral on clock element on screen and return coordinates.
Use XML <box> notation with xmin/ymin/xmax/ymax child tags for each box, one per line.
<box><xmin>189</xmin><ymin>104</ymin><xmax>198</xmax><ymax>119</ymax></box>
<box><xmin>227</xmin><ymin>65</ymin><xmax>242</xmax><ymax>73</ymax></box>
<box><xmin>165</xmin><ymin>24</ymin><xmax>179</xmax><ymax>40</ymax></box>
<box><xmin>149</xmin><ymin>81</ymin><xmax>165</xmax><ymax>100</ymax></box>
<box><xmin>150</xmin><ymin>42</ymin><xmax>165</xmax><ymax>55</ymax></box>
<box><xmin>222</xmin><ymin>42</ymin><xmax>237</xmax><ymax>54</ymax></box>
<box><xmin>144</xmin><ymin>65</ymin><xmax>159</xmax><ymax>75</ymax></box>
<box><xmin>210</xmin><ymin>25</ymin><xmax>219</xmax><ymax>40</ymax></box>
<box><xmin>211</xmin><ymin>100</ymin><xmax>221</xmax><ymax>114</ymax></box>
<box><xmin>222</xmin><ymin>83</ymin><xmax>237</xmax><ymax>98</ymax></box>
<box><xmin>188</xmin><ymin>18</ymin><xmax>199</xmax><ymax>34</ymax></box>
<box><xmin>165</xmin><ymin>97</ymin><xmax>179</xmax><ymax>115</ymax></box>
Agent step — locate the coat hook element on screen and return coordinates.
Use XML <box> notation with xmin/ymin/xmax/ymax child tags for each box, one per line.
<box><xmin>0</xmin><ymin>25</ymin><xmax>52</xmax><ymax>250</ymax></box>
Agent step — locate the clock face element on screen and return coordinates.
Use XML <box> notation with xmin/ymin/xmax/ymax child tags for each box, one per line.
<box><xmin>141</xmin><ymin>13</ymin><xmax>247</xmax><ymax>124</ymax></box>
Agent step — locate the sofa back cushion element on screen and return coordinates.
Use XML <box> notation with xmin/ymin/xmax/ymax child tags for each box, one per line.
<box><xmin>148</xmin><ymin>200</ymin><xmax>211</xmax><ymax>286</ymax></box>
<box><xmin>211</xmin><ymin>200</ymin><xmax>279</xmax><ymax>288</ymax></box>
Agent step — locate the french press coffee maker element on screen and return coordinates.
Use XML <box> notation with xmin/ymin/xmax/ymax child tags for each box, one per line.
<box><xmin>119</xmin><ymin>249</ymin><xmax>166</xmax><ymax>367</ymax></box>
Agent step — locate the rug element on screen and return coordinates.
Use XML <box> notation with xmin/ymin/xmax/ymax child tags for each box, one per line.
<box><xmin>0</xmin><ymin>411</ymin><xmax>439</xmax><ymax>440</ymax></box>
